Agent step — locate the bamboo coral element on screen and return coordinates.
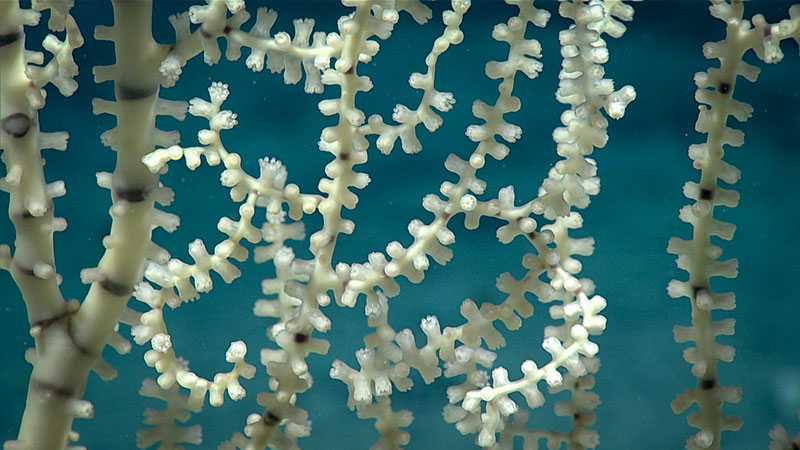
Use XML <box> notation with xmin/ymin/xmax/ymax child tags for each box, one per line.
<box><xmin>1</xmin><ymin>1</ymin><xmax>799</xmax><ymax>449</ymax></box>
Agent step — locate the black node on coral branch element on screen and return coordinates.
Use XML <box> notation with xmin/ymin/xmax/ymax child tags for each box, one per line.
<box><xmin>114</xmin><ymin>187</ymin><xmax>147</xmax><ymax>203</ymax></box>
<box><xmin>700</xmin><ymin>378</ymin><xmax>716</xmax><ymax>390</ymax></box>
<box><xmin>116</xmin><ymin>84</ymin><xmax>157</xmax><ymax>101</ymax></box>
<box><xmin>263</xmin><ymin>411</ymin><xmax>281</xmax><ymax>426</ymax></box>
<box><xmin>100</xmin><ymin>277</ymin><xmax>133</xmax><ymax>297</ymax></box>
<box><xmin>1</xmin><ymin>113</ymin><xmax>32</xmax><ymax>138</ymax></box>
<box><xmin>0</xmin><ymin>32</ymin><xmax>21</xmax><ymax>47</ymax></box>
<box><xmin>12</xmin><ymin>261</ymin><xmax>36</xmax><ymax>277</ymax></box>
<box><xmin>32</xmin><ymin>379</ymin><xmax>74</xmax><ymax>398</ymax></box>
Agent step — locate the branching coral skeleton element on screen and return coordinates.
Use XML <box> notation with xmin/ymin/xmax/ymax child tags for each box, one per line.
<box><xmin>1</xmin><ymin>0</ymin><xmax>799</xmax><ymax>449</ymax></box>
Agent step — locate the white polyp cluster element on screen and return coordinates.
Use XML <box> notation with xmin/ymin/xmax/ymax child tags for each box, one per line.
<box><xmin>205</xmin><ymin>341</ymin><xmax>255</xmax><ymax>406</ymax></box>
<box><xmin>360</xmin><ymin>0</ymin><xmax>466</xmax><ymax>154</ymax></box>
<box><xmin>21</xmin><ymin>6</ymin><xmax>83</xmax><ymax>107</ymax></box>
<box><xmin>664</xmin><ymin>2</ymin><xmax>800</xmax><ymax>446</ymax></box>
<box><xmin>769</xmin><ymin>411</ymin><xmax>800</xmax><ymax>450</ymax></box>
<box><xmin>531</xmin><ymin>0</ymin><xmax>636</xmax><ymax>221</ymax></box>
<box><xmin>475</xmin><ymin>368</ymin><xmax>520</xmax><ymax>447</ymax></box>
<box><xmin>245</xmin><ymin>8</ymin><xmax>278</xmax><ymax>72</ymax></box>
<box><xmin>188</xmin><ymin>2</ymin><xmax>234</xmax><ymax>65</ymax></box>
<box><xmin>131</xmin><ymin>308</ymin><xmax>164</xmax><ymax>345</ymax></box>
<box><xmin>142</xmin><ymin>82</ymin><xmax>239</xmax><ymax>174</ymax></box>
<box><xmin>65</xmin><ymin>398</ymin><xmax>94</xmax><ymax>420</ymax></box>
<box><xmin>221</xmin><ymin>392</ymin><xmax>310</xmax><ymax>449</ymax></box>
<box><xmin>436</xmin><ymin>1</ymin><xmax>636</xmax><ymax>446</ymax></box>
<box><xmin>330</xmin><ymin>347</ymin><xmax>403</xmax><ymax>410</ymax></box>
<box><xmin>353</xmin><ymin>397</ymin><xmax>413</xmax><ymax>449</ymax></box>
<box><xmin>150</xmin><ymin>333</ymin><xmax>171</xmax><ymax>354</ymax></box>
<box><xmin>137</xmin><ymin>319</ymin><xmax>257</xmax><ymax>410</ymax></box>
<box><xmin>136</xmin><ymin>378</ymin><xmax>202</xmax><ymax>449</ymax></box>
<box><xmin>494</xmin><ymin>186</ymin><xmax>537</xmax><ymax>244</ymax></box>
<box><xmin>273</xmin><ymin>330</ymin><xmax>330</xmax><ymax>377</ymax></box>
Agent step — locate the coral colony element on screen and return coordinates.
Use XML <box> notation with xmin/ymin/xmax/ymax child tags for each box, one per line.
<box><xmin>1</xmin><ymin>0</ymin><xmax>798</xmax><ymax>449</ymax></box>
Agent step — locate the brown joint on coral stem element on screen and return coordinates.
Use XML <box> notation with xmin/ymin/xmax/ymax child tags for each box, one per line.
<box><xmin>13</xmin><ymin>209</ymin><xmax>36</xmax><ymax>220</ymax></box>
<box><xmin>691</xmin><ymin>285</ymin><xmax>706</xmax><ymax>299</ymax></box>
<box><xmin>99</xmin><ymin>277</ymin><xmax>133</xmax><ymax>297</ymax></box>
<box><xmin>116</xmin><ymin>84</ymin><xmax>157</xmax><ymax>101</ymax></box>
<box><xmin>200</xmin><ymin>26</ymin><xmax>211</xmax><ymax>38</ymax></box>
<box><xmin>31</xmin><ymin>310</ymin><xmax>93</xmax><ymax>357</ymax></box>
<box><xmin>12</xmin><ymin>260</ymin><xmax>36</xmax><ymax>277</ymax></box>
<box><xmin>700</xmin><ymin>188</ymin><xmax>713</xmax><ymax>201</ymax></box>
<box><xmin>65</xmin><ymin>316</ymin><xmax>94</xmax><ymax>357</ymax></box>
<box><xmin>1</xmin><ymin>113</ymin><xmax>33</xmax><ymax>138</ymax></box>
<box><xmin>718</xmin><ymin>82</ymin><xmax>731</xmax><ymax>95</ymax></box>
<box><xmin>11</xmin><ymin>202</ymin><xmax>53</xmax><ymax>221</ymax></box>
<box><xmin>263</xmin><ymin>411</ymin><xmax>281</xmax><ymax>426</ymax></box>
<box><xmin>31</xmin><ymin>308</ymin><xmax>71</xmax><ymax>334</ymax></box>
<box><xmin>0</xmin><ymin>32</ymin><xmax>21</xmax><ymax>47</ymax></box>
<box><xmin>113</xmin><ymin>186</ymin><xmax>147</xmax><ymax>203</ymax></box>
<box><xmin>31</xmin><ymin>378</ymin><xmax>75</xmax><ymax>399</ymax></box>
<box><xmin>293</xmin><ymin>333</ymin><xmax>309</xmax><ymax>344</ymax></box>
<box><xmin>223</xmin><ymin>25</ymin><xmax>232</xmax><ymax>34</ymax></box>
<box><xmin>699</xmin><ymin>378</ymin><xmax>716</xmax><ymax>390</ymax></box>
<box><xmin>339</xmin><ymin>152</ymin><xmax>350</xmax><ymax>161</ymax></box>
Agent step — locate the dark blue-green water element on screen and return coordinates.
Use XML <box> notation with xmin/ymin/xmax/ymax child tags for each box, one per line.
<box><xmin>2</xmin><ymin>1</ymin><xmax>798</xmax><ymax>449</ymax></box>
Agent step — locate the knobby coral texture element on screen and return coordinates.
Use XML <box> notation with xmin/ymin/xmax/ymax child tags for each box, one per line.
<box><xmin>0</xmin><ymin>1</ymin><xmax>799</xmax><ymax>450</ymax></box>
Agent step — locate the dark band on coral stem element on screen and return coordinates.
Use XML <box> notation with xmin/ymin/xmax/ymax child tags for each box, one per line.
<box><xmin>12</xmin><ymin>261</ymin><xmax>36</xmax><ymax>277</ymax></box>
<box><xmin>99</xmin><ymin>277</ymin><xmax>132</xmax><ymax>297</ymax></box>
<box><xmin>0</xmin><ymin>31</ymin><xmax>21</xmax><ymax>47</ymax></box>
<box><xmin>699</xmin><ymin>378</ymin><xmax>715</xmax><ymax>390</ymax></box>
<box><xmin>1</xmin><ymin>113</ymin><xmax>33</xmax><ymax>138</ymax></box>
<box><xmin>114</xmin><ymin>187</ymin><xmax>147</xmax><ymax>203</ymax></box>
<box><xmin>116</xmin><ymin>84</ymin><xmax>157</xmax><ymax>101</ymax></box>
<box><xmin>263</xmin><ymin>411</ymin><xmax>280</xmax><ymax>426</ymax></box>
<box><xmin>31</xmin><ymin>379</ymin><xmax>74</xmax><ymax>399</ymax></box>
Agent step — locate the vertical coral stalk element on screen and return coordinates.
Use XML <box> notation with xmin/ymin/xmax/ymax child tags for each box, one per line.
<box><xmin>2</xmin><ymin>2</ymin><xmax>77</xmax><ymax>447</ymax></box>
<box><xmin>4</xmin><ymin>1</ymin><xmax>170</xmax><ymax>448</ymax></box>
<box><xmin>668</xmin><ymin>2</ymin><xmax>800</xmax><ymax>449</ymax></box>
<box><xmin>71</xmin><ymin>0</ymin><xmax>167</xmax><ymax>354</ymax></box>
